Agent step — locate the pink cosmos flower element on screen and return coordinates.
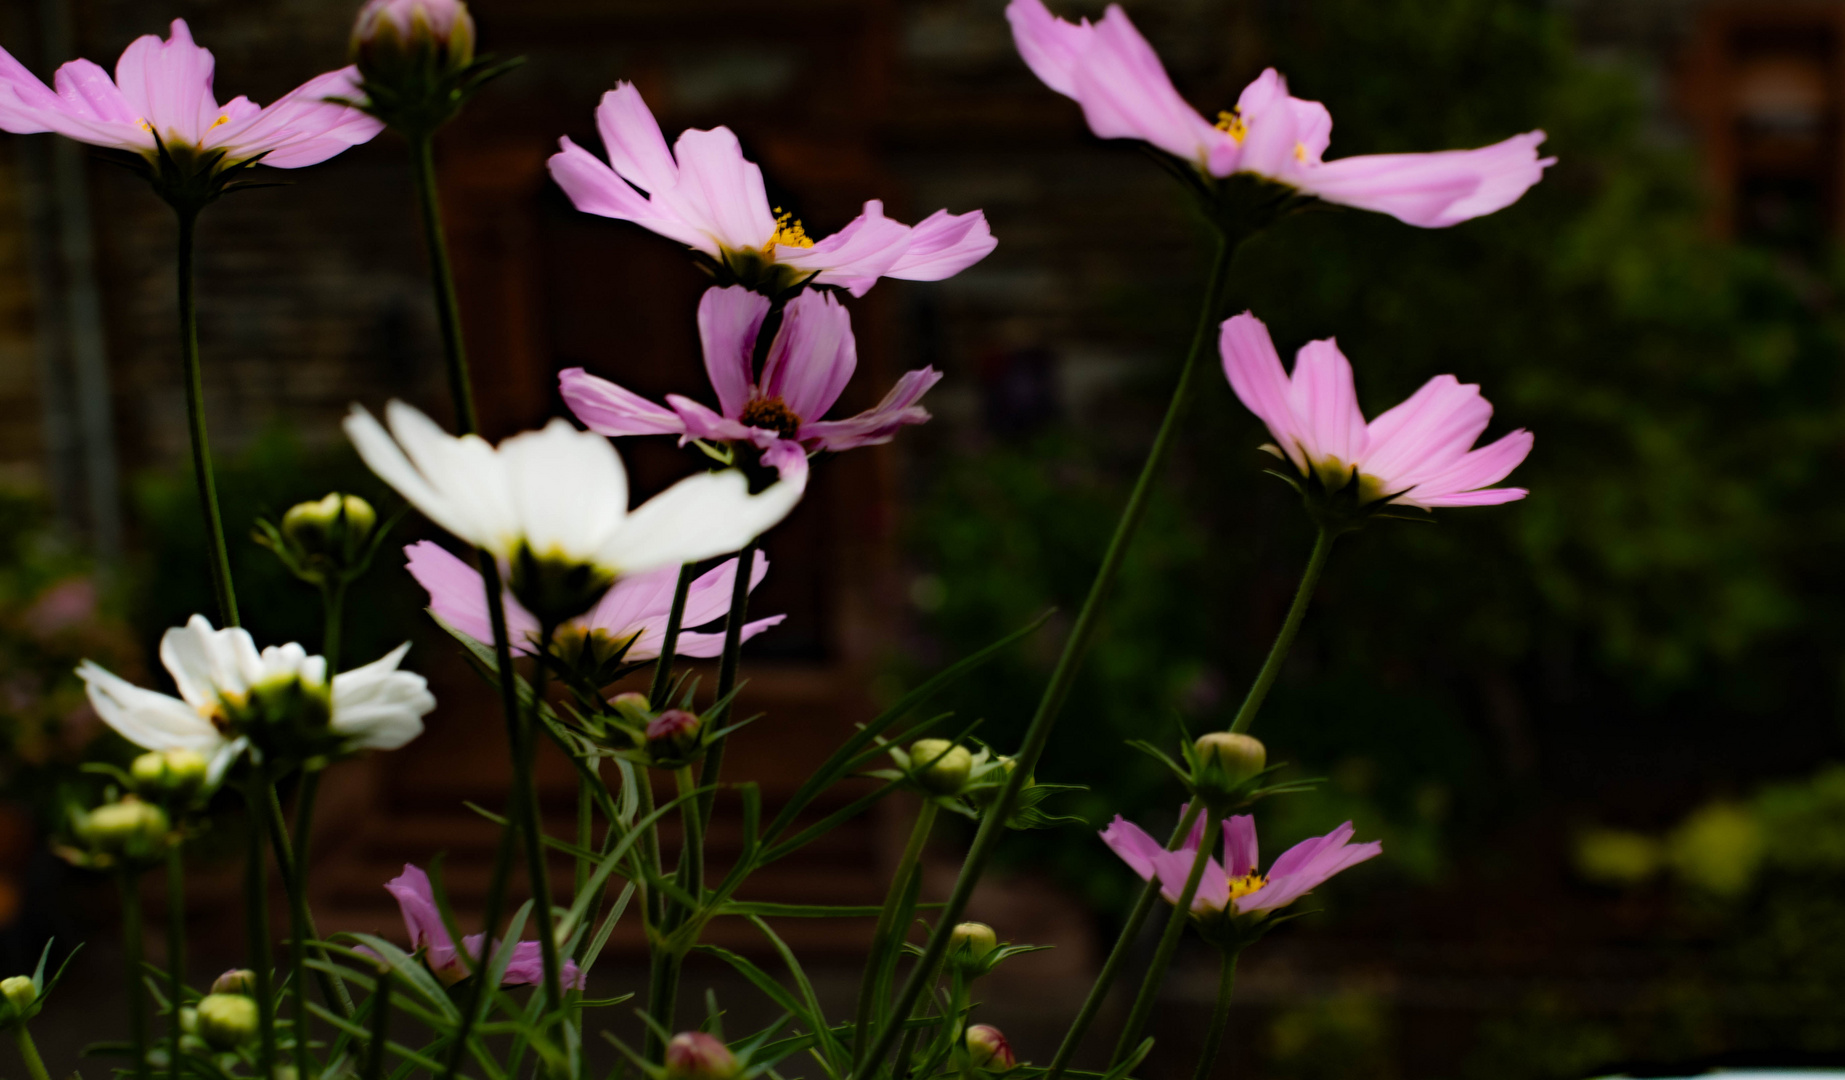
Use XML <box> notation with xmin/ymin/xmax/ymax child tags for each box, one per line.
<box><xmin>1220</xmin><ymin>312</ymin><xmax>1533</xmax><ymax>508</ymax></box>
<box><xmin>1006</xmin><ymin>0</ymin><xmax>1552</xmax><ymax>228</ymax></box>
<box><xmin>0</xmin><ymin>20</ymin><xmax>380</xmax><ymax>170</ymax></box>
<box><xmin>404</xmin><ymin>540</ymin><xmax>782</xmax><ymax>659</ymax></box>
<box><xmin>562</xmin><ymin>285</ymin><xmax>940</xmax><ymax>469</ymax></box>
<box><xmin>546</xmin><ymin>82</ymin><xmax>996</xmax><ymax>296</ymax></box>
<box><xmin>380</xmin><ymin>864</ymin><xmax>585</xmax><ymax>988</ymax></box>
<box><xmin>1101</xmin><ymin>810</ymin><xmax>1380</xmax><ymax>917</ymax></box>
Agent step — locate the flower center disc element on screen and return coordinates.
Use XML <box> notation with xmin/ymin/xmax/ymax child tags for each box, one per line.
<box><xmin>741</xmin><ymin>396</ymin><xmax>802</xmax><ymax>439</ymax></box>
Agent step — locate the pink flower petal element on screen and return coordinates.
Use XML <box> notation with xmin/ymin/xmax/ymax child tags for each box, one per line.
<box><xmin>403</xmin><ymin>542</ymin><xmax>541</xmax><ymax>652</ymax></box>
<box><xmin>1065</xmin><ymin>5</ymin><xmax>1224</xmax><ymax>165</ymax></box>
<box><xmin>800</xmin><ymin>367</ymin><xmax>941</xmax><ymax>451</ymax></box>
<box><xmin>547</xmin><ymin>137</ymin><xmax>700</xmax><ymax>245</ymax></box>
<box><xmin>208</xmin><ymin>66</ymin><xmax>383</xmax><ymax>169</ymax></box>
<box><xmin>777</xmin><ymin>201</ymin><xmax>915</xmax><ymax>297</ymax></box>
<box><xmin>672</xmin><ymin>616</ymin><xmax>784</xmax><ymax>657</ymax></box>
<box><xmin>559</xmin><ymin>368</ymin><xmax>687</xmax><ymax>438</ymax></box>
<box><xmin>1295</xmin><ymin>132</ymin><xmax>1553</xmax><ymax>228</ymax></box>
<box><xmin>1359</xmin><ymin>374</ymin><xmax>1492</xmax><ymax>490</ymax></box>
<box><xmin>1005</xmin><ymin>0</ymin><xmax>1091</xmax><ymax>99</ymax></box>
<box><xmin>595</xmin><ymin>81</ymin><xmax>678</xmax><ymax>194</ymax></box>
<box><xmin>113</xmin><ymin>20</ymin><xmax>218</xmax><ymax>147</ymax></box>
<box><xmin>1286</xmin><ymin>339</ymin><xmax>1367</xmax><ymax>470</ymax></box>
<box><xmin>666</xmin><ymin>395</ymin><xmax>761</xmax><ymax>444</ymax></box>
<box><xmin>383</xmin><ymin>864</ymin><xmax>454</xmax><ymax>957</ymax></box>
<box><xmin>654</xmin><ymin>126</ymin><xmax>777</xmax><ymax>253</ymax></box>
<box><xmin>885</xmin><ymin>209</ymin><xmax>997</xmax><ymax>282</ymax></box>
<box><xmin>761</xmin><ymin>289</ymin><xmax>857</xmax><ymax>421</ymax></box>
<box><xmin>697</xmin><ymin>287</ymin><xmax>769</xmax><ymax>419</ymax></box>
<box><xmin>1219</xmin><ymin>312</ymin><xmax>1308</xmax><ymax>473</ymax></box>
<box><xmin>1099</xmin><ymin>816</ymin><xmax>1165</xmax><ymax>882</ymax></box>
<box><xmin>1223</xmin><ymin>814</ymin><xmax>1258</xmax><ymax>879</ymax></box>
<box><xmin>1403</xmin><ymin>429</ymin><xmax>1533</xmax><ymax>507</ymax></box>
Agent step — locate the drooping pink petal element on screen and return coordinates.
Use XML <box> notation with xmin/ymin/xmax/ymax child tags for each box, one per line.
<box><xmin>1292</xmin><ymin>132</ymin><xmax>1554</xmax><ymax>228</ymax></box>
<box><xmin>1099</xmin><ymin>816</ymin><xmax>1165</xmax><ymax>881</ymax></box>
<box><xmin>1149</xmin><ymin>847</ymin><xmax>1225</xmax><ymax>910</ymax></box>
<box><xmin>665</xmin><ymin>395</ymin><xmax>762</xmax><ymax>444</ymax></box>
<box><xmin>1063</xmin><ymin>5</ymin><xmax>1224</xmax><ymax>166</ymax></box>
<box><xmin>776</xmin><ymin>201</ymin><xmax>916</xmax><ymax>297</ymax></box>
<box><xmin>678</xmin><ymin>551</ymin><xmax>769</xmax><ymax>628</ymax></box>
<box><xmin>498</xmin><ymin>941</ymin><xmax>587</xmax><ymax>989</ymax></box>
<box><xmin>1267</xmin><ymin>821</ymin><xmax>1355</xmax><ymax>881</ymax></box>
<box><xmin>1287</xmin><ymin>339</ymin><xmax>1367</xmax><ymax>471</ymax></box>
<box><xmin>588</xmin><ymin>552</ymin><xmax>782</xmax><ymax>660</ymax></box>
<box><xmin>697</xmin><ymin>287</ymin><xmax>770</xmax><ymax>419</ymax></box>
<box><xmin>653</xmin><ymin>126</ymin><xmax>777</xmax><ymax>253</ymax></box>
<box><xmin>384</xmin><ymin>864</ymin><xmax>456</xmax><ymax>959</ymax></box>
<box><xmin>1219</xmin><ymin>312</ymin><xmax>1307</xmax><ymax>472</ymax></box>
<box><xmin>1359</xmin><ymin>375</ymin><xmax>1492</xmax><ymax>490</ymax></box>
<box><xmin>560</xmin><ymin>368</ymin><xmax>688</xmax><ymax>438</ymax></box>
<box><xmin>759</xmin><ymin>439</ymin><xmax>811</xmax><ymax>485</ymax></box>
<box><xmin>672</xmin><ymin>616</ymin><xmax>785</xmax><ymax>658</ymax></box>
<box><xmin>1223</xmin><ymin>814</ymin><xmax>1258</xmax><ymax>879</ymax></box>
<box><xmin>1004</xmin><ymin>0</ymin><xmax>1091</xmax><ymax>98</ymax></box>
<box><xmin>800</xmin><ymin>368</ymin><xmax>941</xmax><ymax>451</ymax></box>
<box><xmin>885</xmin><ymin>209</ymin><xmax>998</xmax><ymax>282</ymax></box>
<box><xmin>207</xmin><ymin>66</ymin><xmax>382</xmax><ymax>168</ymax></box>
<box><xmin>594</xmin><ymin>81</ymin><xmax>678</xmax><ymax>194</ymax></box>
<box><xmin>547</xmin><ymin>137</ymin><xmax>709</xmax><ymax>248</ymax></box>
<box><xmin>1240</xmin><ymin>836</ymin><xmax>1381</xmax><ymax>914</ymax></box>
<box><xmin>1403</xmin><ymin>429</ymin><xmax>1533</xmax><ymax>507</ymax></box>
<box><xmin>403</xmin><ymin>542</ymin><xmax>543</xmax><ymax>652</ymax></box>
<box><xmin>761</xmin><ymin>289</ymin><xmax>857</xmax><ymax>421</ymax></box>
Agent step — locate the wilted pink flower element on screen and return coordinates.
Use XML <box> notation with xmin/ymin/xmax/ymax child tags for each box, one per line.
<box><xmin>547</xmin><ymin>83</ymin><xmax>996</xmax><ymax>295</ymax></box>
<box><xmin>1006</xmin><ymin>0</ymin><xmax>1551</xmax><ymax>227</ymax></box>
<box><xmin>381</xmin><ymin>864</ymin><xmax>585</xmax><ymax>988</ymax></box>
<box><xmin>404</xmin><ymin>541</ymin><xmax>782</xmax><ymax>659</ymax></box>
<box><xmin>0</xmin><ymin>20</ymin><xmax>380</xmax><ymax>170</ymax></box>
<box><xmin>1101</xmin><ymin>810</ymin><xmax>1379</xmax><ymax>917</ymax></box>
<box><xmin>1220</xmin><ymin>312</ymin><xmax>1532</xmax><ymax>508</ymax></box>
<box><xmin>563</xmin><ymin>285</ymin><xmax>940</xmax><ymax>471</ymax></box>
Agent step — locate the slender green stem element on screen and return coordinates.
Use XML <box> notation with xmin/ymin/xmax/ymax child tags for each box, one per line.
<box><xmin>285</xmin><ymin>773</ymin><xmax>322</xmax><ymax>1080</ymax></box>
<box><xmin>523</xmin><ymin>622</ymin><xmax>566</xmax><ymax>1014</ymax></box>
<box><xmin>362</xmin><ymin>970</ymin><xmax>392</xmax><ymax>1080</ymax></box>
<box><xmin>855</xmin><ymin>235</ymin><xmax>1237</xmax><ymax>1078</ymax></box>
<box><xmin>853</xmin><ymin>801</ymin><xmax>938</xmax><ymax>1066</ymax></box>
<box><xmin>322</xmin><ymin>582</ymin><xmax>348</xmax><ymax>676</ymax></box>
<box><xmin>890</xmin><ymin>946</ymin><xmax>949</xmax><ymax>1080</ymax></box>
<box><xmin>1190</xmin><ymin>948</ymin><xmax>1241</xmax><ymax>1080</ymax></box>
<box><xmin>164</xmin><ymin>847</ymin><xmax>185</xmax><ymax>1080</ymax></box>
<box><xmin>673</xmin><ymin>767</ymin><xmax>705</xmax><ymax>911</ymax></box>
<box><xmin>12</xmin><ymin>1026</ymin><xmax>50</xmax><ymax>1080</ymax></box>
<box><xmin>1228</xmin><ymin>525</ymin><xmax>1336</xmax><ymax>735</ymax></box>
<box><xmin>119</xmin><ymin>871</ymin><xmax>149</xmax><ymax>1080</ymax></box>
<box><xmin>647</xmin><ymin>564</ymin><xmax>698</xmax><ymax>710</ymax></box>
<box><xmin>408</xmin><ymin>133</ymin><xmax>477</xmax><ymax>435</ymax></box>
<box><xmin>695</xmin><ymin>542</ymin><xmax>757</xmax><ymax>829</ymax></box>
<box><xmin>1044</xmin><ymin>801</ymin><xmax>1205</xmax><ymax>1080</ymax></box>
<box><xmin>174</xmin><ymin>207</ymin><xmax>237</xmax><ymax>627</ymax></box>
<box><xmin>643</xmin><ymin>946</ymin><xmax>679</xmax><ymax>1064</ymax></box>
<box><xmin>243</xmin><ymin>775</ymin><xmax>277</xmax><ymax>1079</ymax></box>
<box><xmin>264</xmin><ymin>786</ymin><xmax>352</xmax><ymax>1017</ymax></box>
<box><xmin>1111</xmin><ymin>810</ymin><xmax>1222</xmax><ymax>1065</ymax></box>
<box><xmin>575</xmin><ymin>771</ymin><xmax>594</xmax><ymax>910</ymax></box>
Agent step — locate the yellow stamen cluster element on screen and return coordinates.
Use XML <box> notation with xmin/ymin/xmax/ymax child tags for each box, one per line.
<box><xmin>1214</xmin><ymin>109</ymin><xmax>1247</xmax><ymax>143</ymax></box>
<box><xmin>210</xmin><ymin>114</ymin><xmax>232</xmax><ymax>130</ymax></box>
<box><xmin>1225</xmin><ymin>872</ymin><xmax>1268</xmax><ymax>903</ymax></box>
<box><xmin>137</xmin><ymin>118</ymin><xmax>154</xmax><ymax>133</ymax></box>
<box><xmin>767</xmin><ymin>207</ymin><xmax>814</xmax><ymax>250</ymax></box>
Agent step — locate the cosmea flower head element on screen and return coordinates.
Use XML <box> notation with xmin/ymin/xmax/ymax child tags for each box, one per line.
<box><xmin>1221</xmin><ymin>312</ymin><xmax>1532</xmax><ymax>516</ymax></box>
<box><xmin>1006</xmin><ymin>0</ymin><xmax>1551</xmax><ymax>228</ymax></box>
<box><xmin>346</xmin><ymin>401</ymin><xmax>805</xmax><ymax>624</ymax></box>
<box><xmin>1103</xmin><ymin>810</ymin><xmax>1379</xmax><ymax>927</ymax></box>
<box><xmin>0</xmin><ymin>20</ymin><xmax>381</xmax><ymax>207</ymax></box>
<box><xmin>405</xmin><ymin>540</ymin><xmax>783</xmax><ymax>663</ymax></box>
<box><xmin>77</xmin><ymin>615</ymin><xmax>433</xmax><ymax>777</ymax></box>
<box><xmin>547</xmin><ymin>82</ymin><xmax>996</xmax><ymax>296</ymax></box>
<box><xmin>382</xmin><ymin>864</ymin><xmax>585</xmax><ymax>988</ymax></box>
<box><xmin>562</xmin><ymin>286</ymin><xmax>939</xmax><ymax>472</ymax></box>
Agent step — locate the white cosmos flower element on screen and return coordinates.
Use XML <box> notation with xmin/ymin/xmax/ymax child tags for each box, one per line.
<box><xmin>342</xmin><ymin>401</ymin><xmax>807</xmax><ymax>574</ymax></box>
<box><xmin>78</xmin><ymin>615</ymin><xmax>434</xmax><ymax>782</ymax></box>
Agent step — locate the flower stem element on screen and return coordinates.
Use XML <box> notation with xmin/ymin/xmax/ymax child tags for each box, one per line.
<box><xmin>643</xmin><ymin>944</ymin><xmax>679</xmax><ymax>1064</ymax></box>
<box><xmin>673</xmin><ymin>766</ymin><xmax>704</xmax><ymax>909</ymax></box>
<box><xmin>407</xmin><ymin>133</ymin><xmax>477</xmax><ymax>435</ymax></box>
<box><xmin>164</xmin><ymin>846</ymin><xmax>185</xmax><ymax>1080</ymax></box>
<box><xmin>1111</xmin><ymin>810</ymin><xmax>1223</xmax><ymax>1065</ymax></box>
<box><xmin>1228</xmin><ymin>525</ymin><xmax>1336</xmax><ymax>735</ymax></box>
<box><xmin>322</xmin><ymin>582</ymin><xmax>348</xmax><ymax>676</ymax></box>
<box><xmin>362</xmin><ymin>969</ymin><xmax>391</xmax><ymax>1080</ymax></box>
<box><xmin>119</xmin><ymin>870</ymin><xmax>149</xmax><ymax>1080</ymax></box>
<box><xmin>853</xmin><ymin>234</ymin><xmax>1237</xmax><ymax>1077</ymax></box>
<box><xmin>1190</xmin><ymin>948</ymin><xmax>1241</xmax><ymax>1080</ymax></box>
<box><xmin>174</xmin><ymin>206</ymin><xmax>237</xmax><ymax>628</ymax></box>
<box><xmin>285</xmin><ymin>772</ymin><xmax>322</xmax><ymax>1080</ymax></box>
<box><xmin>852</xmin><ymin>800</ymin><xmax>938</xmax><ymax>1068</ymax></box>
<box><xmin>12</xmin><ymin>1025</ymin><xmax>50</xmax><ymax>1080</ymax></box>
<box><xmin>1042</xmin><ymin>800</ymin><xmax>1205</xmax><ymax>1080</ymax></box>
<box><xmin>264</xmin><ymin>786</ymin><xmax>352</xmax><ymax>1017</ymax></box>
<box><xmin>243</xmin><ymin>775</ymin><xmax>277</xmax><ymax>1079</ymax></box>
<box><xmin>523</xmin><ymin>622</ymin><xmax>566</xmax><ymax>1013</ymax></box>
<box><xmin>647</xmin><ymin>564</ymin><xmax>697</xmax><ymax>710</ymax></box>
<box><xmin>695</xmin><ymin>542</ymin><xmax>756</xmax><ymax>829</ymax></box>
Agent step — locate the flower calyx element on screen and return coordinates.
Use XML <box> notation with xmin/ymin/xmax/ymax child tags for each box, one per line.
<box><xmin>1261</xmin><ymin>458</ymin><xmax>1428</xmax><ymax>535</ymax></box>
<box><xmin>128</xmin><ymin>748</ymin><xmax>211</xmax><ymax>808</ymax></box>
<box><xmin>1134</xmin><ymin>731</ymin><xmax>1319</xmax><ymax>816</ymax></box>
<box><xmin>220</xmin><ymin>669</ymin><xmax>337</xmax><ymax>765</ymax></box>
<box><xmin>580</xmin><ymin>685</ymin><xmax>750</xmax><ymax>771</ymax></box>
<box><xmin>945</xmin><ymin>922</ymin><xmax>1048</xmax><ymax>981</ymax></box>
<box><xmin>509</xmin><ymin>543</ymin><xmax>617</xmax><ymax>628</ymax></box>
<box><xmin>0</xmin><ymin>941</ymin><xmax>73</xmax><ymax>1030</ymax></box>
<box><xmin>256</xmin><ymin>493</ymin><xmax>387</xmax><ymax>589</ymax></box>
<box><xmin>963</xmin><ymin>752</ymin><xmax>1088</xmax><ymax>832</ymax></box>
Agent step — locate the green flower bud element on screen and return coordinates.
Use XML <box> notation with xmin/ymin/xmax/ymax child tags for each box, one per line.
<box><xmin>270</xmin><ymin>493</ymin><xmax>378</xmax><ymax>587</ymax></box>
<box><xmin>965</xmin><ymin>1024</ymin><xmax>1016</xmax><ymax>1070</ymax></box>
<box><xmin>196</xmin><ymin>993</ymin><xmax>259</xmax><ymax>1049</ymax></box>
<box><xmin>1194</xmin><ymin>732</ymin><xmax>1266</xmax><ymax>786</ymax></box>
<box><xmin>130</xmin><ymin>748</ymin><xmax>210</xmax><ymax>799</ymax></box>
<box><xmin>1</xmin><ymin>976</ymin><xmax>35</xmax><ymax>1013</ymax></box>
<box><xmin>353</xmin><ymin>0</ymin><xmax>478</xmax><ymax>80</ymax></box>
<box><xmin>664</xmin><ymin>1031</ymin><xmax>740</xmax><ymax>1080</ymax></box>
<box><xmin>949</xmin><ymin>921</ymin><xmax>998</xmax><ymax>973</ymax></box>
<box><xmin>909</xmin><ymin>738</ymin><xmax>973</xmax><ymax>795</ymax></box>
<box><xmin>646</xmin><ymin>710</ymin><xmax>702</xmax><ymax>761</ymax></box>
<box><xmin>79</xmin><ymin>798</ymin><xmax>171</xmax><ymax>859</ymax></box>
<box><xmin>178</xmin><ymin>1006</ymin><xmax>199</xmax><ymax>1036</ymax></box>
<box><xmin>211</xmin><ymin>969</ymin><xmax>257</xmax><ymax>996</ymax></box>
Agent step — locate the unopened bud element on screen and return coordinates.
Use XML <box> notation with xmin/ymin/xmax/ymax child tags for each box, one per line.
<box><xmin>664</xmin><ymin>1031</ymin><xmax>739</xmax><ymax>1080</ymax></box>
<box><xmin>279</xmin><ymin>493</ymin><xmax>378</xmax><ymax>581</ymax></box>
<box><xmin>196</xmin><ymin>993</ymin><xmax>259</xmax><ymax>1049</ymax></box>
<box><xmin>610</xmin><ymin>692</ymin><xmax>652</xmax><ymax>723</ymax></box>
<box><xmin>1</xmin><ymin>976</ymin><xmax>35</xmax><ymax>1013</ymax></box>
<box><xmin>950</xmin><ymin>922</ymin><xmax>997</xmax><ymax>966</ymax></box>
<box><xmin>646</xmin><ymin>710</ymin><xmax>702</xmax><ymax>760</ymax></box>
<box><xmin>966</xmin><ymin>1025</ymin><xmax>1016</xmax><ymax>1070</ymax></box>
<box><xmin>1195</xmin><ymin>732</ymin><xmax>1266</xmax><ymax>786</ymax></box>
<box><xmin>352</xmin><ymin>0</ymin><xmax>477</xmax><ymax>75</ymax></box>
<box><xmin>211</xmin><ymin>969</ymin><xmax>257</xmax><ymax>996</ymax></box>
<box><xmin>909</xmin><ymin>739</ymin><xmax>973</xmax><ymax>795</ymax></box>
<box><xmin>80</xmin><ymin>798</ymin><xmax>170</xmax><ymax>857</ymax></box>
<box><xmin>130</xmin><ymin>748</ymin><xmax>210</xmax><ymax>799</ymax></box>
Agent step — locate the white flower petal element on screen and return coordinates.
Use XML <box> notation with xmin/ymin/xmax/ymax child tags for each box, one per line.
<box><xmin>331</xmin><ymin>644</ymin><xmax>435</xmax><ymax>751</ymax></box>
<box><xmin>79</xmin><ymin>660</ymin><xmax>227</xmax><ymax>756</ymax></box>
<box><xmin>601</xmin><ymin>468</ymin><xmax>806</xmax><ymax>575</ymax></box>
<box><xmin>499</xmin><ymin>419</ymin><xmax>629</xmax><ymax>562</ymax></box>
